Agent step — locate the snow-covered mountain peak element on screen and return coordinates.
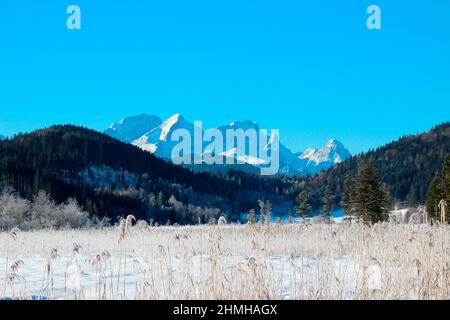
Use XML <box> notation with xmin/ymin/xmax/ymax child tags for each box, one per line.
<box><xmin>299</xmin><ymin>148</ymin><xmax>316</xmax><ymax>159</ymax></box>
<box><xmin>301</xmin><ymin>139</ymin><xmax>351</xmax><ymax>166</ymax></box>
<box><xmin>129</xmin><ymin>114</ymin><xmax>199</xmax><ymax>159</ymax></box>
<box><xmin>105</xmin><ymin>113</ymin><xmax>351</xmax><ymax>176</ymax></box>
<box><xmin>105</xmin><ymin>113</ymin><xmax>162</xmax><ymax>143</ymax></box>
<box><xmin>325</xmin><ymin>138</ymin><xmax>344</xmax><ymax>149</ymax></box>
<box><xmin>158</xmin><ymin>113</ymin><xmax>184</xmax><ymax>141</ymax></box>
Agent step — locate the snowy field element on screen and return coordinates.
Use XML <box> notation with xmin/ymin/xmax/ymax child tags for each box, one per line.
<box><xmin>0</xmin><ymin>222</ymin><xmax>449</xmax><ymax>300</ymax></box>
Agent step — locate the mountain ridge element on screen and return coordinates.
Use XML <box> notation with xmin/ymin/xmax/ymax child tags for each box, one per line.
<box><xmin>2</xmin><ymin>122</ymin><xmax>450</xmax><ymax>223</ymax></box>
<box><xmin>105</xmin><ymin>113</ymin><xmax>351</xmax><ymax>176</ymax></box>
<box><xmin>105</xmin><ymin>113</ymin><xmax>162</xmax><ymax>143</ymax></box>
<box><xmin>0</xmin><ymin>125</ymin><xmax>293</xmax><ymax>224</ymax></box>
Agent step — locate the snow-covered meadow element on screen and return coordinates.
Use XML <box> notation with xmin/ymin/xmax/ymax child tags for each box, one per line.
<box><xmin>0</xmin><ymin>222</ymin><xmax>449</xmax><ymax>300</ymax></box>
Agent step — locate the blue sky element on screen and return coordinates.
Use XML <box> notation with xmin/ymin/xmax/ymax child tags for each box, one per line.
<box><xmin>1</xmin><ymin>0</ymin><xmax>450</xmax><ymax>154</ymax></box>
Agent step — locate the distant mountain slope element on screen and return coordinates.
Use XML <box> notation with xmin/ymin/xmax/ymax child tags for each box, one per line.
<box><xmin>105</xmin><ymin>114</ymin><xmax>162</xmax><ymax>143</ymax></box>
<box><xmin>0</xmin><ymin>125</ymin><xmax>292</xmax><ymax>224</ymax></box>
<box><xmin>105</xmin><ymin>113</ymin><xmax>351</xmax><ymax>175</ymax></box>
<box><xmin>132</xmin><ymin>113</ymin><xmax>199</xmax><ymax>158</ymax></box>
<box><xmin>301</xmin><ymin>122</ymin><xmax>450</xmax><ymax>209</ymax></box>
<box><xmin>297</xmin><ymin>139</ymin><xmax>351</xmax><ymax>174</ymax></box>
<box><xmin>0</xmin><ymin>134</ymin><xmax>5</xmax><ymax>140</ymax></box>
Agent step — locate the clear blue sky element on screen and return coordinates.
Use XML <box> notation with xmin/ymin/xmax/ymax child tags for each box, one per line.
<box><xmin>1</xmin><ymin>0</ymin><xmax>450</xmax><ymax>154</ymax></box>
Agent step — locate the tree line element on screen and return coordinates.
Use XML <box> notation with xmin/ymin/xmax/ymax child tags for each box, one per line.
<box><xmin>293</xmin><ymin>160</ymin><xmax>391</xmax><ymax>224</ymax></box>
<box><xmin>1</xmin><ymin>123</ymin><xmax>450</xmax><ymax>227</ymax></box>
<box><xmin>426</xmin><ymin>155</ymin><xmax>450</xmax><ymax>222</ymax></box>
<box><xmin>291</xmin><ymin>155</ymin><xmax>450</xmax><ymax>225</ymax></box>
<box><xmin>295</xmin><ymin>122</ymin><xmax>450</xmax><ymax>211</ymax></box>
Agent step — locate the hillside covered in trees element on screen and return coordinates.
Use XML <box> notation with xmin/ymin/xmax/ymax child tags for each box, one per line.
<box><xmin>0</xmin><ymin>125</ymin><xmax>292</xmax><ymax>225</ymax></box>
<box><xmin>1</xmin><ymin>123</ymin><xmax>450</xmax><ymax>226</ymax></box>
<box><xmin>297</xmin><ymin>122</ymin><xmax>450</xmax><ymax>210</ymax></box>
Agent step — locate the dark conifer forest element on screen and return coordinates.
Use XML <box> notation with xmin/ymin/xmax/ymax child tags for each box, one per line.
<box><xmin>1</xmin><ymin>123</ymin><xmax>450</xmax><ymax>225</ymax></box>
<box><xmin>298</xmin><ymin>122</ymin><xmax>450</xmax><ymax>210</ymax></box>
<box><xmin>0</xmin><ymin>125</ymin><xmax>291</xmax><ymax>224</ymax></box>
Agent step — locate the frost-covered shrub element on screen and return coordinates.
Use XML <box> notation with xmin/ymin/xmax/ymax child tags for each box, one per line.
<box><xmin>59</xmin><ymin>198</ymin><xmax>90</xmax><ymax>229</ymax></box>
<box><xmin>0</xmin><ymin>188</ymin><xmax>31</xmax><ymax>230</ymax></box>
<box><xmin>0</xmin><ymin>188</ymin><xmax>91</xmax><ymax>230</ymax></box>
<box><xmin>30</xmin><ymin>191</ymin><xmax>61</xmax><ymax>229</ymax></box>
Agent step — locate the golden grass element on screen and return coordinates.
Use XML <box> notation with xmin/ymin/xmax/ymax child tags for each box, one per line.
<box><xmin>0</xmin><ymin>222</ymin><xmax>449</xmax><ymax>300</ymax></box>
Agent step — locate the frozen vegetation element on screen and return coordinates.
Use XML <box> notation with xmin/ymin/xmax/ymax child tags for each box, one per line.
<box><xmin>0</xmin><ymin>221</ymin><xmax>449</xmax><ymax>300</ymax></box>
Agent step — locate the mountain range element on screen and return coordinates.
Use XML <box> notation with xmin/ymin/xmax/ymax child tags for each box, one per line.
<box><xmin>0</xmin><ymin>125</ymin><xmax>293</xmax><ymax>224</ymax></box>
<box><xmin>0</xmin><ymin>134</ymin><xmax>5</xmax><ymax>140</ymax></box>
<box><xmin>1</xmin><ymin>122</ymin><xmax>450</xmax><ymax>225</ymax></box>
<box><xmin>105</xmin><ymin>113</ymin><xmax>351</xmax><ymax>176</ymax></box>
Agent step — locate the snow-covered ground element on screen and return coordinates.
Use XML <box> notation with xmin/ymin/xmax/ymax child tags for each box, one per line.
<box><xmin>0</xmin><ymin>223</ymin><xmax>448</xmax><ymax>300</ymax></box>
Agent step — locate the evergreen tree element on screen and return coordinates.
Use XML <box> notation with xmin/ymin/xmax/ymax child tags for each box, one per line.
<box><xmin>321</xmin><ymin>185</ymin><xmax>334</xmax><ymax>222</ymax></box>
<box><xmin>295</xmin><ymin>191</ymin><xmax>311</xmax><ymax>220</ymax></box>
<box><xmin>443</xmin><ymin>155</ymin><xmax>450</xmax><ymax>202</ymax></box>
<box><xmin>426</xmin><ymin>175</ymin><xmax>444</xmax><ymax>221</ymax></box>
<box><xmin>354</xmin><ymin>160</ymin><xmax>390</xmax><ymax>224</ymax></box>
<box><xmin>342</xmin><ymin>172</ymin><xmax>356</xmax><ymax>221</ymax></box>
<box><xmin>426</xmin><ymin>155</ymin><xmax>450</xmax><ymax>222</ymax></box>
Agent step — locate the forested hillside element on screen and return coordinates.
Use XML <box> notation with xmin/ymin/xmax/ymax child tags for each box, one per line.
<box><xmin>1</xmin><ymin>123</ymin><xmax>450</xmax><ymax>225</ymax></box>
<box><xmin>299</xmin><ymin>122</ymin><xmax>450</xmax><ymax>209</ymax></box>
<box><xmin>0</xmin><ymin>125</ymin><xmax>293</xmax><ymax>224</ymax></box>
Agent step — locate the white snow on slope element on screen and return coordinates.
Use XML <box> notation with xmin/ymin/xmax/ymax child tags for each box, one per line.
<box><xmin>299</xmin><ymin>148</ymin><xmax>316</xmax><ymax>159</ymax></box>
<box><xmin>218</xmin><ymin>148</ymin><xmax>267</xmax><ymax>165</ymax></box>
<box><xmin>105</xmin><ymin>113</ymin><xmax>351</xmax><ymax>175</ymax></box>
<box><xmin>132</xmin><ymin>133</ymin><xmax>158</xmax><ymax>153</ymax></box>
<box><xmin>105</xmin><ymin>114</ymin><xmax>162</xmax><ymax>143</ymax></box>
<box><xmin>159</xmin><ymin>113</ymin><xmax>181</xmax><ymax>141</ymax></box>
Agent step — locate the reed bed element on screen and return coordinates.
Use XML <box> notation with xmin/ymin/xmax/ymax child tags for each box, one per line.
<box><xmin>0</xmin><ymin>222</ymin><xmax>449</xmax><ymax>300</ymax></box>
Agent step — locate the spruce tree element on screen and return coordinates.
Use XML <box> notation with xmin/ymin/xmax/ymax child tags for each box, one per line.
<box><xmin>426</xmin><ymin>175</ymin><xmax>443</xmax><ymax>221</ymax></box>
<box><xmin>443</xmin><ymin>155</ymin><xmax>450</xmax><ymax>202</ymax></box>
<box><xmin>342</xmin><ymin>172</ymin><xmax>356</xmax><ymax>221</ymax></box>
<box><xmin>321</xmin><ymin>185</ymin><xmax>334</xmax><ymax>222</ymax></box>
<box><xmin>295</xmin><ymin>191</ymin><xmax>311</xmax><ymax>220</ymax></box>
<box><xmin>426</xmin><ymin>155</ymin><xmax>450</xmax><ymax>222</ymax></box>
<box><xmin>355</xmin><ymin>160</ymin><xmax>390</xmax><ymax>224</ymax></box>
<box><xmin>443</xmin><ymin>156</ymin><xmax>450</xmax><ymax>223</ymax></box>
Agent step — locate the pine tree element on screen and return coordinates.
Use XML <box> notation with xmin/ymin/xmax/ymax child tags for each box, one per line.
<box><xmin>426</xmin><ymin>155</ymin><xmax>450</xmax><ymax>222</ymax></box>
<box><xmin>443</xmin><ymin>155</ymin><xmax>450</xmax><ymax>202</ymax></box>
<box><xmin>354</xmin><ymin>160</ymin><xmax>390</xmax><ymax>224</ymax></box>
<box><xmin>295</xmin><ymin>191</ymin><xmax>311</xmax><ymax>220</ymax></box>
<box><xmin>342</xmin><ymin>172</ymin><xmax>356</xmax><ymax>221</ymax></box>
<box><xmin>321</xmin><ymin>185</ymin><xmax>334</xmax><ymax>222</ymax></box>
<box><xmin>443</xmin><ymin>156</ymin><xmax>450</xmax><ymax>223</ymax></box>
<box><xmin>248</xmin><ymin>208</ymin><xmax>256</xmax><ymax>225</ymax></box>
